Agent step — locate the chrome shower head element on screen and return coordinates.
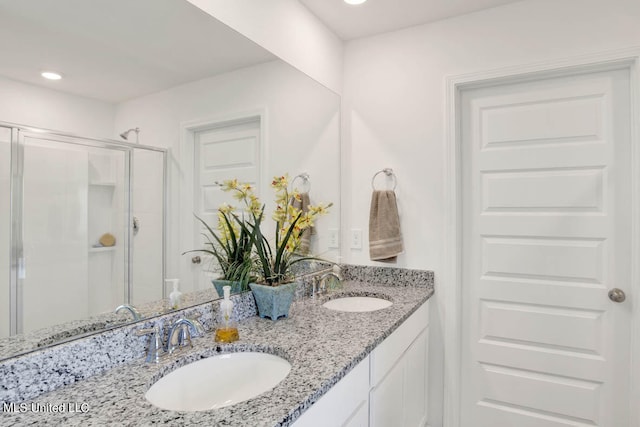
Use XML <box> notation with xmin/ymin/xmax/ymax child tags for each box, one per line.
<box><xmin>119</xmin><ymin>127</ymin><xmax>140</xmax><ymax>142</ymax></box>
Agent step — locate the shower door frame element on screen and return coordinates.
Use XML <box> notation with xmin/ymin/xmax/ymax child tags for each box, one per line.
<box><xmin>4</xmin><ymin>121</ymin><xmax>167</xmax><ymax>335</ymax></box>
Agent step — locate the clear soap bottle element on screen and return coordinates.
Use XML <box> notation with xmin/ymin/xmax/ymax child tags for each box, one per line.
<box><xmin>167</xmin><ymin>279</ymin><xmax>182</xmax><ymax>310</ymax></box>
<box><xmin>215</xmin><ymin>285</ymin><xmax>239</xmax><ymax>343</ymax></box>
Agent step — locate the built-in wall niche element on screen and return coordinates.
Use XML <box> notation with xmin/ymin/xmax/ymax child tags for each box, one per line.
<box><xmin>87</xmin><ymin>151</ymin><xmax>126</xmax><ymax>315</ymax></box>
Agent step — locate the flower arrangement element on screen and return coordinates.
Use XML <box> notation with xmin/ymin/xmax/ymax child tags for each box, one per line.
<box><xmin>183</xmin><ymin>204</ymin><xmax>255</xmax><ymax>292</ymax></box>
<box><xmin>222</xmin><ymin>174</ymin><xmax>332</xmax><ymax>286</ymax></box>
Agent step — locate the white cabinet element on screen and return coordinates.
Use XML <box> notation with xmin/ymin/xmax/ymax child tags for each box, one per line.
<box><xmin>293</xmin><ymin>355</ymin><xmax>370</xmax><ymax>427</ymax></box>
<box><xmin>370</xmin><ymin>328</ymin><xmax>429</xmax><ymax>427</ymax></box>
<box><xmin>370</xmin><ymin>302</ymin><xmax>429</xmax><ymax>427</ymax></box>
<box><xmin>293</xmin><ymin>300</ymin><xmax>430</xmax><ymax>427</ymax></box>
<box><xmin>370</xmin><ymin>353</ymin><xmax>404</xmax><ymax>427</ymax></box>
<box><xmin>344</xmin><ymin>400</ymin><xmax>369</xmax><ymax>427</ymax></box>
<box><xmin>404</xmin><ymin>329</ymin><xmax>428</xmax><ymax>426</ymax></box>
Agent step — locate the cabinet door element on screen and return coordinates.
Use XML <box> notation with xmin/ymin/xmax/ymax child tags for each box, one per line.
<box><xmin>370</xmin><ymin>359</ymin><xmax>404</xmax><ymax>427</ymax></box>
<box><xmin>344</xmin><ymin>401</ymin><xmax>368</xmax><ymax>427</ymax></box>
<box><xmin>370</xmin><ymin>301</ymin><xmax>430</xmax><ymax>427</ymax></box>
<box><xmin>370</xmin><ymin>329</ymin><xmax>429</xmax><ymax>427</ymax></box>
<box><xmin>403</xmin><ymin>328</ymin><xmax>428</xmax><ymax>426</ymax></box>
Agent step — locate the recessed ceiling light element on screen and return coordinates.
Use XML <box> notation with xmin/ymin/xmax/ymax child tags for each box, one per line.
<box><xmin>41</xmin><ymin>71</ymin><xmax>62</xmax><ymax>80</ymax></box>
<box><xmin>344</xmin><ymin>0</ymin><xmax>367</xmax><ymax>5</ymax></box>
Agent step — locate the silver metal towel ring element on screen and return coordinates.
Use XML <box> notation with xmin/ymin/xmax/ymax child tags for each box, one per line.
<box><xmin>371</xmin><ymin>168</ymin><xmax>397</xmax><ymax>191</ymax></box>
<box><xmin>291</xmin><ymin>172</ymin><xmax>311</xmax><ymax>193</ymax></box>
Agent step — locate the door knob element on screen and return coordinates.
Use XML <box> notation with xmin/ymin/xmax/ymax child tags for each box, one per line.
<box><xmin>191</xmin><ymin>256</ymin><xmax>201</xmax><ymax>264</ymax></box>
<box><xmin>608</xmin><ymin>288</ymin><xmax>626</xmax><ymax>303</ymax></box>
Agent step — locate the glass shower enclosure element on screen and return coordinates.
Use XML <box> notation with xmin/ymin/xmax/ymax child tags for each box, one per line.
<box><xmin>0</xmin><ymin>123</ymin><xmax>166</xmax><ymax>338</ymax></box>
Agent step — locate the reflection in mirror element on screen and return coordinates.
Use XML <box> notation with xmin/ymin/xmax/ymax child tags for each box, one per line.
<box><xmin>22</xmin><ymin>134</ymin><xmax>129</xmax><ymax>331</ymax></box>
<box><xmin>0</xmin><ymin>0</ymin><xmax>340</xmax><ymax>361</ymax></box>
<box><xmin>126</xmin><ymin>58</ymin><xmax>343</xmax><ymax>295</ymax></box>
<box><xmin>1</xmin><ymin>128</ymin><xmax>9</xmax><ymax>340</ymax></box>
<box><xmin>0</xmin><ymin>126</ymin><xmax>167</xmax><ymax>360</ymax></box>
<box><xmin>131</xmin><ymin>148</ymin><xmax>166</xmax><ymax>305</ymax></box>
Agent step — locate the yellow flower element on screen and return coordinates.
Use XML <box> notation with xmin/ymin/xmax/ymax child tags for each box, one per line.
<box><xmin>271</xmin><ymin>174</ymin><xmax>289</xmax><ymax>190</ymax></box>
<box><xmin>218</xmin><ymin>173</ymin><xmax>333</xmax><ymax>282</ymax></box>
<box><xmin>273</xmin><ymin>205</ymin><xmax>287</xmax><ymax>223</ymax></box>
<box><xmin>232</xmin><ymin>190</ymin><xmax>246</xmax><ymax>201</ymax></box>
<box><xmin>248</xmin><ymin>195</ymin><xmax>262</xmax><ymax>216</ymax></box>
<box><xmin>218</xmin><ymin>203</ymin><xmax>235</xmax><ymax>214</ymax></box>
<box><xmin>221</xmin><ymin>179</ymin><xmax>239</xmax><ymax>191</ymax></box>
<box><xmin>216</xmin><ymin>211</ymin><xmax>239</xmax><ymax>244</ymax></box>
<box><xmin>308</xmin><ymin>202</ymin><xmax>333</xmax><ymax>216</ymax></box>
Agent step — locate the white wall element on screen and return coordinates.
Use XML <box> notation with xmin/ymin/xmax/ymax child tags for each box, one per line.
<box><xmin>0</xmin><ymin>76</ymin><xmax>115</xmax><ymax>138</ymax></box>
<box><xmin>114</xmin><ymin>59</ymin><xmax>341</xmax><ymax>293</ymax></box>
<box><xmin>342</xmin><ymin>0</ymin><xmax>640</xmax><ymax>425</ymax></box>
<box><xmin>186</xmin><ymin>0</ymin><xmax>344</xmax><ymax>94</ymax></box>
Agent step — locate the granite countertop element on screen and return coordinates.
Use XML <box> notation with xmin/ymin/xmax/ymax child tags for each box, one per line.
<box><xmin>2</xmin><ymin>281</ymin><xmax>433</xmax><ymax>427</ymax></box>
<box><xmin>0</xmin><ymin>288</ymin><xmax>223</xmax><ymax>361</ymax></box>
<box><xmin>0</xmin><ymin>263</ymin><xmax>335</xmax><ymax>362</ymax></box>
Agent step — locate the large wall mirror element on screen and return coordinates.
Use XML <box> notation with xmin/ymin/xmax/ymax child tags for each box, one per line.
<box><xmin>0</xmin><ymin>0</ymin><xmax>341</xmax><ymax>360</ymax></box>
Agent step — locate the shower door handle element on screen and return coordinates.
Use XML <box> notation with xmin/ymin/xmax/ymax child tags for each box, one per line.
<box><xmin>608</xmin><ymin>288</ymin><xmax>626</xmax><ymax>303</ymax></box>
<box><xmin>191</xmin><ymin>256</ymin><xmax>201</xmax><ymax>264</ymax></box>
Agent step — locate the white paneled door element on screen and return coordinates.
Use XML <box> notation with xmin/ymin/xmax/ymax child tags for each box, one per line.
<box><xmin>191</xmin><ymin>119</ymin><xmax>260</xmax><ymax>291</ymax></box>
<box><xmin>461</xmin><ymin>68</ymin><xmax>632</xmax><ymax>426</ymax></box>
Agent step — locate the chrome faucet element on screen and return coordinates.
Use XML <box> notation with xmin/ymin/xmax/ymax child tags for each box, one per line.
<box><xmin>136</xmin><ymin>323</ymin><xmax>165</xmax><ymax>363</ymax></box>
<box><xmin>166</xmin><ymin>318</ymin><xmax>205</xmax><ymax>354</ymax></box>
<box><xmin>136</xmin><ymin>317</ymin><xmax>204</xmax><ymax>363</ymax></box>
<box><xmin>115</xmin><ymin>304</ymin><xmax>142</xmax><ymax>321</ymax></box>
<box><xmin>314</xmin><ymin>271</ymin><xmax>342</xmax><ymax>296</ymax></box>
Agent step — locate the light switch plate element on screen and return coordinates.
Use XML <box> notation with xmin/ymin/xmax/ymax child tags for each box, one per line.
<box><xmin>351</xmin><ymin>229</ymin><xmax>362</xmax><ymax>249</ymax></box>
<box><xmin>328</xmin><ymin>229</ymin><xmax>339</xmax><ymax>249</ymax></box>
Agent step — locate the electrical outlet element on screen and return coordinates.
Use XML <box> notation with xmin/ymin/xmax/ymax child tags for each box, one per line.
<box><xmin>351</xmin><ymin>229</ymin><xmax>363</xmax><ymax>249</ymax></box>
<box><xmin>328</xmin><ymin>229</ymin><xmax>339</xmax><ymax>249</ymax></box>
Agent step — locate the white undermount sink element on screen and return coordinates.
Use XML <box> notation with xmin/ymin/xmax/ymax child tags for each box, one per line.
<box><xmin>323</xmin><ymin>296</ymin><xmax>392</xmax><ymax>312</ymax></box>
<box><xmin>145</xmin><ymin>352</ymin><xmax>291</xmax><ymax>411</ymax></box>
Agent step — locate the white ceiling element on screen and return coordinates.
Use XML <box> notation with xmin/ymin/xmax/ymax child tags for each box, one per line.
<box><xmin>0</xmin><ymin>0</ymin><xmax>527</xmax><ymax>103</ymax></box>
<box><xmin>300</xmin><ymin>0</ymin><xmax>525</xmax><ymax>40</ymax></box>
<box><xmin>0</xmin><ymin>0</ymin><xmax>276</xmax><ymax>103</ymax></box>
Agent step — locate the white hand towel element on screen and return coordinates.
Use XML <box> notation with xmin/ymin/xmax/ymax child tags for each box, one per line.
<box><xmin>369</xmin><ymin>190</ymin><xmax>403</xmax><ymax>262</ymax></box>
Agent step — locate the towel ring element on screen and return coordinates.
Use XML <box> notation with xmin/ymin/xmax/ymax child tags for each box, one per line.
<box><xmin>371</xmin><ymin>168</ymin><xmax>397</xmax><ymax>191</ymax></box>
<box><xmin>291</xmin><ymin>172</ymin><xmax>311</xmax><ymax>193</ymax></box>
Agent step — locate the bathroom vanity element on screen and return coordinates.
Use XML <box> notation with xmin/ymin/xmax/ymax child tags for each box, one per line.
<box><xmin>293</xmin><ymin>299</ymin><xmax>429</xmax><ymax>427</ymax></box>
<box><xmin>1</xmin><ymin>266</ymin><xmax>433</xmax><ymax>426</ymax></box>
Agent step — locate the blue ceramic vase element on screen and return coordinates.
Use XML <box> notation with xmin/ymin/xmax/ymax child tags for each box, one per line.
<box><xmin>249</xmin><ymin>282</ymin><xmax>297</xmax><ymax>320</ymax></box>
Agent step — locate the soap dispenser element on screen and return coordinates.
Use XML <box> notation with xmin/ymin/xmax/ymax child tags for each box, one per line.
<box><xmin>167</xmin><ymin>279</ymin><xmax>182</xmax><ymax>310</ymax></box>
<box><xmin>215</xmin><ymin>285</ymin><xmax>239</xmax><ymax>343</ymax></box>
